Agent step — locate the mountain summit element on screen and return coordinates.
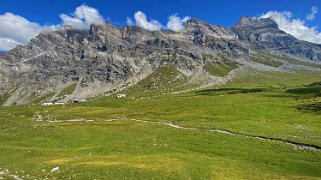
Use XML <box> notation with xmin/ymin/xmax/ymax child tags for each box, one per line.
<box><xmin>0</xmin><ymin>17</ymin><xmax>321</xmax><ymax>105</ymax></box>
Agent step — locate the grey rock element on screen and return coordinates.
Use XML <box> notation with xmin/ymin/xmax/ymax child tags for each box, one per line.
<box><xmin>0</xmin><ymin>17</ymin><xmax>320</xmax><ymax>105</ymax></box>
<box><xmin>232</xmin><ymin>17</ymin><xmax>321</xmax><ymax>61</ymax></box>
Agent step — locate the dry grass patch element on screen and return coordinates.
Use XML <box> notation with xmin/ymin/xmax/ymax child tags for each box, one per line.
<box><xmin>45</xmin><ymin>157</ymin><xmax>75</xmax><ymax>164</ymax></box>
<box><xmin>45</xmin><ymin>154</ymin><xmax>184</xmax><ymax>173</ymax></box>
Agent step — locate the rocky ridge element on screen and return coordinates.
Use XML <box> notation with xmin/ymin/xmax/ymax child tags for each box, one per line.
<box><xmin>0</xmin><ymin>17</ymin><xmax>321</xmax><ymax>105</ymax></box>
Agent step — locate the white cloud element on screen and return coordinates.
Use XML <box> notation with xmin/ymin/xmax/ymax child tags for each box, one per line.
<box><xmin>260</xmin><ymin>11</ymin><xmax>321</xmax><ymax>44</ymax></box>
<box><xmin>127</xmin><ymin>11</ymin><xmax>190</xmax><ymax>32</ymax></box>
<box><xmin>166</xmin><ymin>14</ymin><xmax>191</xmax><ymax>32</ymax></box>
<box><xmin>59</xmin><ymin>14</ymin><xmax>87</xmax><ymax>29</ymax></box>
<box><xmin>306</xmin><ymin>6</ymin><xmax>318</xmax><ymax>21</ymax></box>
<box><xmin>130</xmin><ymin>11</ymin><xmax>163</xmax><ymax>31</ymax></box>
<box><xmin>0</xmin><ymin>5</ymin><xmax>105</xmax><ymax>51</ymax></box>
<box><xmin>0</xmin><ymin>12</ymin><xmax>55</xmax><ymax>51</ymax></box>
<box><xmin>0</xmin><ymin>38</ymin><xmax>21</xmax><ymax>51</ymax></box>
<box><xmin>0</xmin><ymin>6</ymin><xmax>190</xmax><ymax>51</ymax></box>
<box><xmin>60</xmin><ymin>4</ymin><xmax>105</xmax><ymax>29</ymax></box>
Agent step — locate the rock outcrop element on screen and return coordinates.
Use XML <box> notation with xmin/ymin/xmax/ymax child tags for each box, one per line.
<box><xmin>0</xmin><ymin>17</ymin><xmax>320</xmax><ymax>105</ymax></box>
<box><xmin>232</xmin><ymin>17</ymin><xmax>321</xmax><ymax>61</ymax></box>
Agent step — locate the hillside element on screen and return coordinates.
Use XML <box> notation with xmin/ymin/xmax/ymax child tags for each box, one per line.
<box><xmin>0</xmin><ymin>17</ymin><xmax>321</xmax><ymax>105</ymax></box>
<box><xmin>1</xmin><ymin>13</ymin><xmax>321</xmax><ymax>179</ymax></box>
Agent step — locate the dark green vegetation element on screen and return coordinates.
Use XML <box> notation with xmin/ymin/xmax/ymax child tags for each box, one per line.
<box><xmin>0</xmin><ymin>70</ymin><xmax>321</xmax><ymax>179</ymax></box>
<box><xmin>196</xmin><ymin>87</ymin><xmax>265</xmax><ymax>96</ymax></box>
<box><xmin>298</xmin><ymin>100</ymin><xmax>321</xmax><ymax>113</ymax></box>
<box><xmin>0</xmin><ymin>92</ymin><xmax>10</xmax><ymax>105</ymax></box>
<box><xmin>285</xmin><ymin>82</ymin><xmax>321</xmax><ymax>113</ymax></box>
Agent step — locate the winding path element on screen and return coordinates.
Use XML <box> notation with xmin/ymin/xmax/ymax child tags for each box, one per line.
<box><xmin>49</xmin><ymin>118</ymin><xmax>320</xmax><ymax>151</ymax></box>
<box><xmin>110</xmin><ymin>118</ymin><xmax>321</xmax><ymax>151</ymax></box>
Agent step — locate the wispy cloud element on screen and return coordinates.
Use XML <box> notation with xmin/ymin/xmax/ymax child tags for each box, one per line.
<box><xmin>60</xmin><ymin>4</ymin><xmax>105</xmax><ymax>29</ymax></box>
<box><xmin>126</xmin><ymin>17</ymin><xmax>134</xmax><ymax>26</ymax></box>
<box><xmin>260</xmin><ymin>8</ymin><xmax>321</xmax><ymax>44</ymax></box>
<box><xmin>0</xmin><ymin>38</ymin><xmax>22</xmax><ymax>51</ymax></box>
<box><xmin>127</xmin><ymin>11</ymin><xmax>190</xmax><ymax>32</ymax></box>
<box><xmin>306</xmin><ymin>6</ymin><xmax>318</xmax><ymax>21</ymax></box>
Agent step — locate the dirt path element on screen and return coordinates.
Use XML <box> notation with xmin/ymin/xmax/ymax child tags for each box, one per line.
<box><xmin>48</xmin><ymin>118</ymin><xmax>320</xmax><ymax>151</ymax></box>
<box><xmin>110</xmin><ymin>118</ymin><xmax>320</xmax><ymax>151</ymax></box>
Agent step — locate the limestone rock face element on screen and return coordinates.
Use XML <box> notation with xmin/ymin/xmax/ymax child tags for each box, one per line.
<box><xmin>232</xmin><ymin>17</ymin><xmax>321</xmax><ymax>61</ymax></box>
<box><xmin>0</xmin><ymin>17</ymin><xmax>320</xmax><ymax>105</ymax></box>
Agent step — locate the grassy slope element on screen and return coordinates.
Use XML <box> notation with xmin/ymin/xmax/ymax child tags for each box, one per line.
<box><xmin>280</xmin><ymin>56</ymin><xmax>321</xmax><ymax>69</ymax></box>
<box><xmin>204</xmin><ymin>61</ymin><xmax>238</xmax><ymax>77</ymax></box>
<box><xmin>260</xmin><ymin>52</ymin><xmax>321</xmax><ymax>69</ymax></box>
<box><xmin>29</xmin><ymin>84</ymin><xmax>76</xmax><ymax>105</ymax></box>
<box><xmin>204</xmin><ymin>55</ymin><xmax>239</xmax><ymax>77</ymax></box>
<box><xmin>250</xmin><ymin>53</ymin><xmax>283</xmax><ymax>68</ymax></box>
<box><xmin>0</xmin><ymin>70</ymin><xmax>321</xmax><ymax>179</ymax></box>
<box><xmin>31</xmin><ymin>92</ymin><xmax>55</xmax><ymax>104</ymax></box>
<box><xmin>57</xmin><ymin>84</ymin><xmax>77</xmax><ymax>97</ymax></box>
<box><xmin>121</xmin><ymin>66</ymin><xmax>190</xmax><ymax>97</ymax></box>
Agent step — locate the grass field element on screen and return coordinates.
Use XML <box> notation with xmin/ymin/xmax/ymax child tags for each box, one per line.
<box><xmin>0</xmin><ymin>70</ymin><xmax>321</xmax><ymax>179</ymax></box>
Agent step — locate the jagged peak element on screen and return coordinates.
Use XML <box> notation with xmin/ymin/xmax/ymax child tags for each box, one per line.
<box><xmin>122</xmin><ymin>25</ymin><xmax>150</xmax><ymax>32</ymax></box>
<box><xmin>89</xmin><ymin>22</ymin><xmax>117</xmax><ymax>31</ymax></box>
<box><xmin>237</xmin><ymin>16</ymin><xmax>256</xmax><ymax>24</ymax></box>
<box><xmin>185</xmin><ymin>18</ymin><xmax>211</xmax><ymax>27</ymax></box>
<box><xmin>234</xmin><ymin>16</ymin><xmax>278</xmax><ymax>29</ymax></box>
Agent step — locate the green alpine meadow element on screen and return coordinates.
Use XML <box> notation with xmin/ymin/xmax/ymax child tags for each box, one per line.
<box><xmin>1</xmin><ymin>69</ymin><xmax>321</xmax><ymax>179</ymax></box>
<box><xmin>1</xmin><ymin>1</ymin><xmax>321</xmax><ymax>179</ymax></box>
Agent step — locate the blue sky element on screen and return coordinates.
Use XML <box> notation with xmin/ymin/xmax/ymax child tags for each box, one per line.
<box><xmin>0</xmin><ymin>0</ymin><xmax>320</xmax><ymax>51</ymax></box>
<box><xmin>0</xmin><ymin>0</ymin><xmax>320</xmax><ymax>27</ymax></box>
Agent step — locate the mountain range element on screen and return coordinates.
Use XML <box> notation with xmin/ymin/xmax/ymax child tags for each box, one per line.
<box><xmin>1</xmin><ymin>16</ymin><xmax>321</xmax><ymax>105</ymax></box>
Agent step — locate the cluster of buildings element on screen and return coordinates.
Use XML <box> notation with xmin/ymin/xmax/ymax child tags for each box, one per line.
<box><xmin>41</xmin><ymin>98</ymin><xmax>86</xmax><ymax>106</ymax></box>
<box><xmin>41</xmin><ymin>93</ymin><xmax>127</xmax><ymax>106</ymax></box>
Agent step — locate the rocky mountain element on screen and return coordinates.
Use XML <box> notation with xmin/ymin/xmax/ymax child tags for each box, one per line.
<box><xmin>233</xmin><ymin>17</ymin><xmax>321</xmax><ymax>61</ymax></box>
<box><xmin>0</xmin><ymin>17</ymin><xmax>321</xmax><ymax>105</ymax></box>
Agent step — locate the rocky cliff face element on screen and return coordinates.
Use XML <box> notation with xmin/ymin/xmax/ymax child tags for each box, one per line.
<box><xmin>232</xmin><ymin>17</ymin><xmax>321</xmax><ymax>61</ymax></box>
<box><xmin>0</xmin><ymin>17</ymin><xmax>320</xmax><ymax>105</ymax></box>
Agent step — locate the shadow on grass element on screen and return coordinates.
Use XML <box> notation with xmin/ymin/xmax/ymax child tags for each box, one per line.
<box><xmin>298</xmin><ymin>102</ymin><xmax>321</xmax><ymax>114</ymax></box>
<box><xmin>286</xmin><ymin>86</ymin><xmax>321</xmax><ymax>101</ymax></box>
<box><xmin>286</xmin><ymin>86</ymin><xmax>321</xmax><ymax>95</ymax></box>
<box><xmin>195</xmin><ymin>88</ymin><xmax>265</xmax><ymax>96</ymax></box>
<box><xmin>261</xmin><ymin>94</ymin><xmax>295</xmax><ymax>98</ymax></box>
<box><xmin>286</xmin><ymin>83</ymin><xmax>321</xmax><ymax>113</ymax></box>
